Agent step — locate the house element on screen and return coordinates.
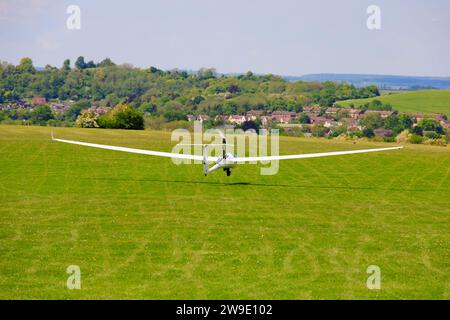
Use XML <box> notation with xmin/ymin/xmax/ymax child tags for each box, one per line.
<box><xmin>324</xmin><ymin>119</ymin><xmax>338</xmax><ymax>128</ymax></box>
<box><xmin>346</xmin><ymin>126</ymin><xmax>361</xmax><ymax>132</ymax></box>
<box><xmin>338</xmin><ymin>117</ymin><xmax>357</xmax><ymax>126</ymax></box>
<box><xmin>309</xmin><ymin>116</ymin><xmax>327</xmax><ymax>125</ymax></box>
<box><xmin>89</xmin><ymin>105</ymin><xmax>109</xmax><ymax>115</ymax></box>
<box><xmin>214</xmin><ymin>115</ymin><xmax>226</xmax><ymax>122</ymax></box>
<box><xmin>246</xmin><ymin>110</ymin><xmax>264</xmax><ymax>120</ymax></box>
<box><xmin>271</xmin><ymin>115</ymin><xmax>291</xmax><ymax>124</ymax></box>
<box><xmin>378</xmin><ymin>110</ymin><xmax>397</xmax><ymax>119</ymax></box>
<box><xmin>260</xmin><ymin>116</ymin><xmax>272</xmax><ymax>126</ymax></box>
<box><xmin>338</xmin><ymin>118</ymin><xmax>363</xmax><ymax>131</ymax></box>
<box><xmin>32</xmin><ymin>96</ymin><xmax>47</xmax><ymax>106</ymax></box>
<box><xmin>441</xmin><ymin>120</ymin><xmax>450</xmax><ymax>131</ymax></box>
<box><xmin>412</xmin><ymin>113</ymin><xmax>427</xmax><ymax>122</ymax></box>
<box><xmin>270</xmin><ymin>112</ymin><xmax>294</xmax><ymax>124</ymax></box>
<box><xmin>50</xmin><ymin>103</ymin><xmax>70</xmax><ymax>113</ymax></box>
<box><xmin>197</xmin><ymin>114</ymin><xmax>210</xmax><ymax>122</ymax></box>
<box><xmin>433</xmin><ymin>114</ymin><xmax>447</xmax><ymax>122</ymax></box>
<box><xmin>186</xmin><ymin>114</ymin><xmax>195</xmax><ymax>122</ymax></box>
<box><xmin>227</xmin><ymin>115</ymin><xmax>249</xmax><ymax>124</ymax></box>
<box><xmin>349</xmin><ymin>109</ymin><xmax>365</xmax><ymax>119</ymax></box>
<box><xmin>272</xmin><ymin>111</ymin><xmax>296</xmax><ymax>117</ymax></box>
<box><xmin>325</xmin><ymin>107</ymin><xmax>340</xmax><ymax>115</ymax></box>
<box><xmin>303</xmin><ymin>106</ymin><xmax>321</xmax><ymax>114</ymax></box>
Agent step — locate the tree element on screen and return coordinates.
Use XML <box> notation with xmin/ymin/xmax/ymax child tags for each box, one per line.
<box><xmin>62</xmin><ymin>59</ymin><xmax>71</xmax><ymax>72</ymax></box>
<box><xmin>197</xmin><ymin>68</ymin><xmax>216</xmax><ymax>80</ymax></box>
<box><xmin>417</xmin><ymin>118</ymin><xmax>444</xmax><ymax>135</ymax></box>
<box><xmin>359</xmin><ymin>112</ymin><xmax>383</xmax><ymax>130</ymax></box>
<box><xmin>397</xmin><ymin>114</ymin><xmax>413</xmax><ymax>129</ymax></box>
<box><xmin>298</xmin><ymin>113</ymin><xmax>310</xmax><ymax>124</ymax></box>
<box><xmin>163</xmin><ymin>110</ymin><xmax>186</xmax><ymax>121</ymax></box>
<box><xmin>76</xmin><ymin>110</ymin><xmax>99</xmax><ymax>128</ymax></box>
<box><xmin>240</xmin><ymin>120</ymin><xmax>261</xmax><ymax>132</ymax></box>
<box><xmin>411</xmin><ymin>125</ymin><xmax>423</xmax><ymax>136</ymax></box>
<box><xmin>17</xmin><ymin>57</ymin><xmax>36</xmax><ymax>73</ymax></box>
<box><xmin>227</xmin><ymin>84</ymin><xmax>240</xmax><ymax>94</ymax></box>
<box><xmin>98</xmin><ymin>103</ymin><xmax>144</xmax><ymax>129</ymax></box>
<box><xmin>139</xmin><ymin>102</ymin><xmax>156</xmax><ymax>114</ymax></box>
<box><xmin>66</xmin><ymin>100</ymin><xmax>91</xmax><ymax>122</ymax></box>
<box><xmin>86</xmin><ymin>60</ymin><xmax>96</xmax><ymax>68</ymax></box>
<box><xmin>97</xmin><ymin>58</ymin><xmax>115</xmax><ymax>68</ymax></box>
<box><xmin>75</xmin><ymin>56</ymin><xmax>87</xmax><ymax>70</ymax></box>
<box><xmin>148</xmin><ymin>66</ymin><xmax>163</xmax><ymax>75</ymax></box>
<box><xmin>31</xmin><ymin>105</ymin><xmax>53</xmax><ymax>125</ymax></box>
<box><xmin>358</xmin><ymin>85</ymin><xmax>380</xmax><ymax>98</ymax></box>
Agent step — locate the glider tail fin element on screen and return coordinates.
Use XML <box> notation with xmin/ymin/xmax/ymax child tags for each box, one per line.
<box><xmin>202</xmin><ymin>144</ymin><xmax>208</xmax><ymax>176</ymax></box>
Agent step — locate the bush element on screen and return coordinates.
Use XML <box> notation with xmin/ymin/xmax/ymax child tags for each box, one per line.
<box><xmin>283</xmin><ymin>127</ymin><xmax>304</xmax><ymax>137</ymax></box>
<box><xmin>423</xmin><ymin>131</ymin><xmax>438</xmax><ymax>140</ymax></box>
<box><xmin>423</xmin><ymin>137</ymin><xmax>447</xmax><ymax>146</ymax></box>
<box><xmin>329</xmin><ymin>125</ymin><xmax>347</xmax><ymax>138</ymax></box>
<box><xmin>47</xmin><ymin>119</ymin><xmax>66</xmax><ymax>127</ymax></box>
<box><xmin>362</xmin><ymin>128</ymin><xmax>375</xmax><ymax>138</ymax></box>
<box><xmin>396</xmin><ymin>130</ymin><xmax>410</xmax><ymax>144</ymax></box>
<box><xmin>98</xmin><ymin>103</ymin><xmax>144</xmax><ymax>130</ymax></box>
<box><xmin>76</xmin><ymin>110</ymin><xmax>99</xmax><ymax>128</ymax></box>
<box><xmin>409</xmin><ymin>134</ymin><xmax>423</xmax><ymax>144</ymax></box>
<box><xmin>349</xmin><ymin>130</ymin><xmax>362</xmax><ymax>138</ymax></box>
<box><xmin>411</xmin><ymin>126</ymin><xmax>423</xmax><ymax>136</ymax></box>
<box><xmin>312</xmin><ymin>124</ymin><xmax>328</xmax><ymax>137</ymax></box>
<box><xmin>383</xmin><ymin>136</ymin><xmax>396</xmax><ymax>143</ymax></box>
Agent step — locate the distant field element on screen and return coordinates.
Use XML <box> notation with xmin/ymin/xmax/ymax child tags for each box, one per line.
<box><xmin>337</xmin><ymin>90</ymin><xmax>450</xmax><ymax>116</ymax></box>
<box><xmin>0</xmin><ymin>125</ymin><xmax>449</xmax><ymax>299</ymax></box>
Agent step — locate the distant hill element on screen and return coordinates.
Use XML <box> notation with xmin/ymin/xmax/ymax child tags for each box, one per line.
<box><xmin>285</xmin><ymin>74</ymin><xmax>450</xmax><ymax>90</ymax></box>
<box><xmin>337</xmin><ymin>90</ymin><xmax>450</xmax><ymax>116</ymax></box>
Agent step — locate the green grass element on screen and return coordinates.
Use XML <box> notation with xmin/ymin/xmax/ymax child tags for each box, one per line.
<box><xmin>0</xmin><ymin>125</ymin><xmax>449</xmax><ymax>299</ymax></box>
<box><xmin>338</xmin><ymin>90</ymin><xmax>450</xmax><ymax>116</ymax></box>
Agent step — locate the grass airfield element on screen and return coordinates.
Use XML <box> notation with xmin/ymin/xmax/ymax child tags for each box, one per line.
<box><xmin>0</xmin><ymin>125</ymin><xmax>448</xmax><ymax>299</ymax></box>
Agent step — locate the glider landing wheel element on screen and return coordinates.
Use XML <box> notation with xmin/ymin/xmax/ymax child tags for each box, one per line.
<box><xmin>226</xmin><ymin>168</ymin><xmax>231</xmax><ymax>176</ymax></box>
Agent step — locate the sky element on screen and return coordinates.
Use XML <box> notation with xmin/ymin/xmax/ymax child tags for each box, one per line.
<box><xmin>1</xmin><ymin>0</ymin><xmax>450</xmax><ymax>77</ymax></box>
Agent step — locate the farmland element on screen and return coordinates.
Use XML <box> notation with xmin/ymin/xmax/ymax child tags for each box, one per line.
<box><xmin>337</xmin><ymin>90</ymin><xmax>450</xmax><ymax>116</ymax></box>
<box><xmin>0</xmin><ymin>125</ymin><xmax>449</xmax><ymax>299</ymax></box>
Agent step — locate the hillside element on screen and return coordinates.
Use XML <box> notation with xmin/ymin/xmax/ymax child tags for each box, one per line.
<box><xmin>337</xmin><ymin>90</ymin><xmax>450</xmax><ymax>116</ymax></box>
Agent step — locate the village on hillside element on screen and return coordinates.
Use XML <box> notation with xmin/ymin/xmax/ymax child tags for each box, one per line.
<box><xmin>187</xmin><ymin>106</ymin><xmax>450</xmax><ymax>139</ymax></box>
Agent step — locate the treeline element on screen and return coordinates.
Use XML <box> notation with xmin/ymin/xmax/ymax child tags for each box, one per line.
<box><xmin>0</xmin><ymin>57</ymin><xmax>381</xmax><ymax>120</ymax></box>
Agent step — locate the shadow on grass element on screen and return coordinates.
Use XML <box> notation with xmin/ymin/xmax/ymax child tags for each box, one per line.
<box><xmin>80</xmin><ymin>177</ymin><xmax>427</xmax><ymax>192</ymax></box>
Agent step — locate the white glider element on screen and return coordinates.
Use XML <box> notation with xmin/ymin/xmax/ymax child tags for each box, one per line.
<box><xmin>51</xmin><ymin>132</ymin><xmax>402</xmax><ymax>176</ymax></box>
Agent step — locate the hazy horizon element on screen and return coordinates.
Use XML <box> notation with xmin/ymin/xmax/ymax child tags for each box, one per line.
<box><xmin>1</xmin><ymin>0</ymin><xmax>450</xmax><ymax>77</ymax></box>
